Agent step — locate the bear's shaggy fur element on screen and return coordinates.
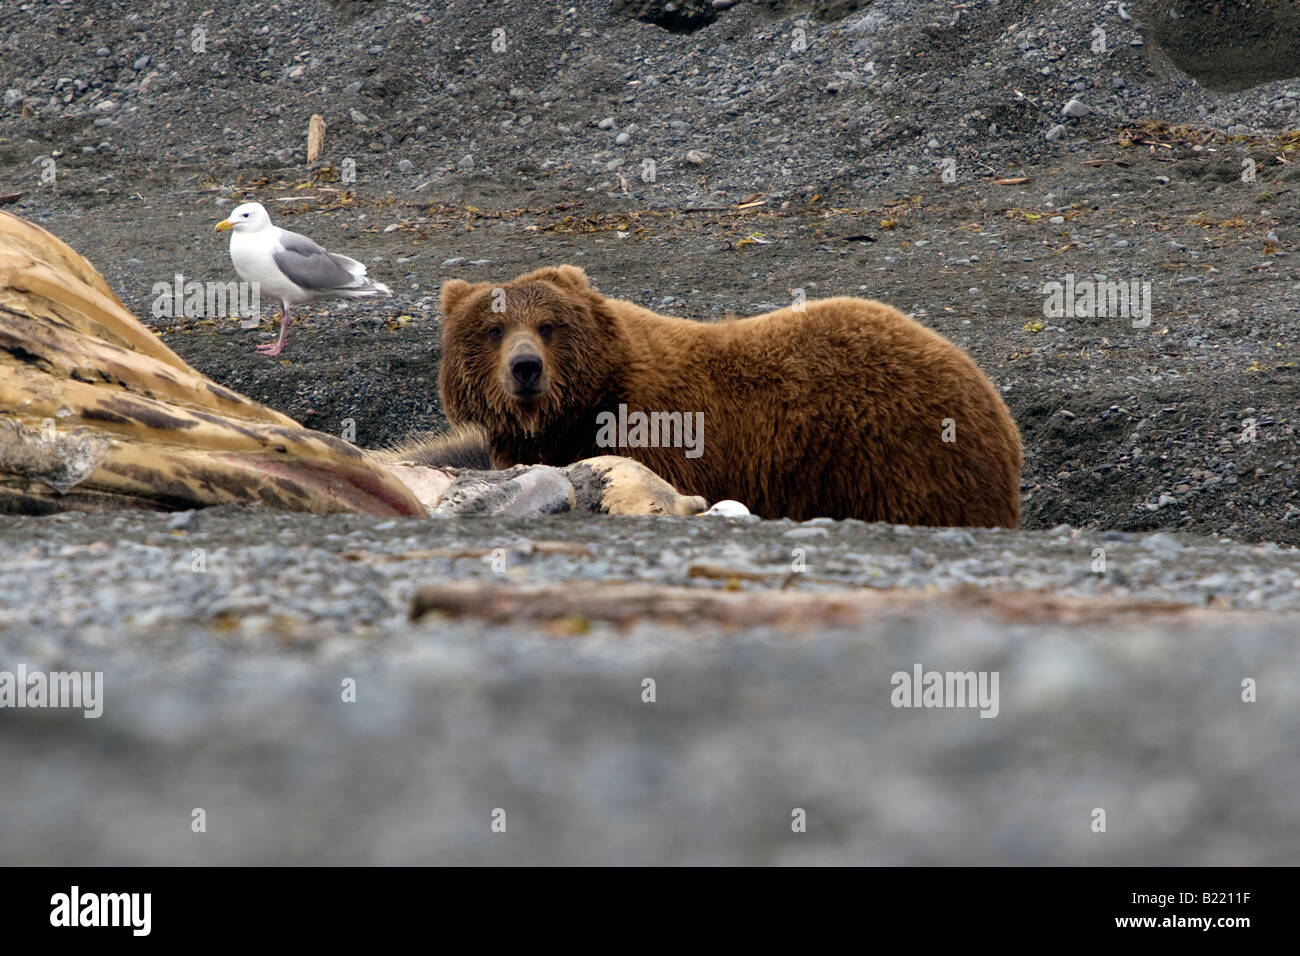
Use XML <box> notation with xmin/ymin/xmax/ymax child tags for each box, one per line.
<box><xmin>372</xmin><ymin>422</ymin><xmax>492</xmax><ymax>471</ymax></box>
<box><xmin>437</xmin><ymin>265</ymin><xmax>1022</xmax><ymax>526</ymax></box>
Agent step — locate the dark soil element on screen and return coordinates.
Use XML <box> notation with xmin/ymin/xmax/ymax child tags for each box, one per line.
<box><xmin>2</xmin><ymin>0</ymin><xmax>1297</xmax><ymax>543</ymax></box>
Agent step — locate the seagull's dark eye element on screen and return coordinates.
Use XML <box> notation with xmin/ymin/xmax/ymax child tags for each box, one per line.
<box><xmin>486</xmin><ymin>326</ymin><xmax>504</xmax><ymax>344</ymax></box>
<box><xmin>537</xmin><ymin>322</ymin><xmax>555</xmax><ymax>338</ymax></box>
<box><xmin>241</xmin><ymin>213</ymin><xmax>249</xmax><ymax>218</ymax></box>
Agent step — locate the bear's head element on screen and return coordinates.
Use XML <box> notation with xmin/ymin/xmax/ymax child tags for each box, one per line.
<box><xmin>438</xmin><ymin>265</ymin><xmax>626</xmax><ymax>441</ymax></box>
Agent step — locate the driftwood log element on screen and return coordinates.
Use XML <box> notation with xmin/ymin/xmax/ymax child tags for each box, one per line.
<box><xmin>410</xmin><ymin>580</ymin><xmax>1212</xmax><ymax>628</ymax></box>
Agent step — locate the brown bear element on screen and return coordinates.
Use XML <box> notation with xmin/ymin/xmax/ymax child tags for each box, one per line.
<box><xmin>431</xmin><ymin>265</ymin><xmax>1022</xmax><ymax>526</ymax></box>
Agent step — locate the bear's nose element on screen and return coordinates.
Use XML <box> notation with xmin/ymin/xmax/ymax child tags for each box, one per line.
<box><xmin>510</xmin><ymin>355</ymin><xmax>543</xmax><ymax>389</ymax></box>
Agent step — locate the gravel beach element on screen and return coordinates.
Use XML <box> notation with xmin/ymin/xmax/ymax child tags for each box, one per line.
<box><xmin>1</xmin><ymin>509</ymin><xmax>1298</xmax><ymax>865</ymax></box>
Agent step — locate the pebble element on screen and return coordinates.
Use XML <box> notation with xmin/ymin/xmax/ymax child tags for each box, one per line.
<box><xmin>785</xmin><ymin>527</ymin><xmax>829</xmax><ymax>538</ymax></box>
<box><xmin>846</xmin><ymin>10</ymin><xmax>888</xmax><ymax>35</ymax></box>
<box><xmin>703</xmin><ymin>500</ymin><xmax>751</xmax><ymax>517</ymax></box>
<box><xmin>1141</xmin><ymin>532</ymin><xmax>1182</xmax><ymax>553</ymax></box>
<box><xmin>167</xmin><ymin>511</ymin><xmax>199</xmax><ymax>532</ymax></box>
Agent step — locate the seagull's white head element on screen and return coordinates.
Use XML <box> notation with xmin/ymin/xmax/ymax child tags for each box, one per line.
<box><xmin>215</xmin><ymin>202</ymin><xmax>272</xmax><ymax>234</ymax></box>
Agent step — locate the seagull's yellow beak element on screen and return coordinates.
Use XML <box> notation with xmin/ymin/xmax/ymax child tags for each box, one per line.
<box><xmin>215</xmin><ymin>219</ymin><xmax>233</xmax><ymax>232</ymax></box>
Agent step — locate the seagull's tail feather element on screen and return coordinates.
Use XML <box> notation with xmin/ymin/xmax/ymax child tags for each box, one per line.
<box><xmin>328</xmin><ymin>252</ymin><xmax>366</xmax><ymax>276</ymax></box>
<box><xmin>327</xmin><ymin>252</ymin><xmax>392</xmax><ymax>297</ymax></box>
<box><xmin>335</xmin><ymin>280</ymin><xmax>391</xmax><ymax>298</ymax></box>
<box><xmin>336</xmin><ymin>279</ymin><xmax>391</xmax><ymax>296</ymax></box>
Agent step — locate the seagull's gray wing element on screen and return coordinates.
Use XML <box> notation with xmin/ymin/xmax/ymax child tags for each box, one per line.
<box><xmin>273</xmin><ymin>230</ymin><xmax>360</xmax><ymax>292</ymax></box>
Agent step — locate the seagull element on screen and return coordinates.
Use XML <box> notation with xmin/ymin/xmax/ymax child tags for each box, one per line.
<box><xmin>215</xmin><ymin>201</ymin><xmax>391</xmax><ymax>357</ymax></box>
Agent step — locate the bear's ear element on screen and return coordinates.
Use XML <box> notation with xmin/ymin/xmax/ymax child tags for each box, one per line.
<box><xmin>440</xmin><ymin>279</ymin><xmax>477</xmax><ymax>315</ymax></box>
<box><xmin>549</xmin><ymin>264</ymin><xmax>592</xmax><ymax>293</ymax></box>
<box><xmin>520</xmin><ymin>264</ymin><xmax>593</xmax><ymax>295</ymax></box>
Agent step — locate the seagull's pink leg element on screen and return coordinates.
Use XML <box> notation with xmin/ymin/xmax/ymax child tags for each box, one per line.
<box><xmin>255</xmin><ymin>302</ymin><xmax>291</xmax><ymax>357</ymax></box>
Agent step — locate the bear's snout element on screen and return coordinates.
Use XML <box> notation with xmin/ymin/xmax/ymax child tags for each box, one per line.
<box><xmin>505</xmin><ymin>338</ymin><xmax>546</xmax><ymax>398</ymax></box>
<box><xmin>510</xmin><ymin>355</ymin><xmax>543</xmax><ymax>388</ymax></box>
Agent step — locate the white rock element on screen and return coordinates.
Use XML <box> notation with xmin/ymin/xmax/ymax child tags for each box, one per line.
<box><xmin>703</xmin><ymin>500</ymin><xmax>751</xmax><ymax>517</ymax></box>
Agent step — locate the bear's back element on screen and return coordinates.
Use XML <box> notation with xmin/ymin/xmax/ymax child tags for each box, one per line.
<box><xmin>615</xmin><ymin>296</ymin><xmax>1021</xmax><ymax>526</ymax></box>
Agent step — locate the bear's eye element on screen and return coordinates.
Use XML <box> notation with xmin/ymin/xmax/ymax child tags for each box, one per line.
<box><xmin>537</xmin><ymin>323</ymin><xmax>555</xmax><ymax>338</ymax></box>
<box><xmin>486</xmin><ymin>326</ymin><xmax>504</xmax><ymax>344</ymax></box>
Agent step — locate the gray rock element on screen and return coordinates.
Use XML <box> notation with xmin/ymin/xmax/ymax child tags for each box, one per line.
<box><xmin>1141</xmin><ymin>532</ymin><xmax>1183</xmax><ymax>552</ymax></box>
<box><xmin>166</xmin><ymin>510</ymin><xmax>199</xmax><ymax>532</ymax></box>
<box><xmin>847</xmin><ymin>10</ymin><xmax>888</xmax><ymax>36</ymax></box>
